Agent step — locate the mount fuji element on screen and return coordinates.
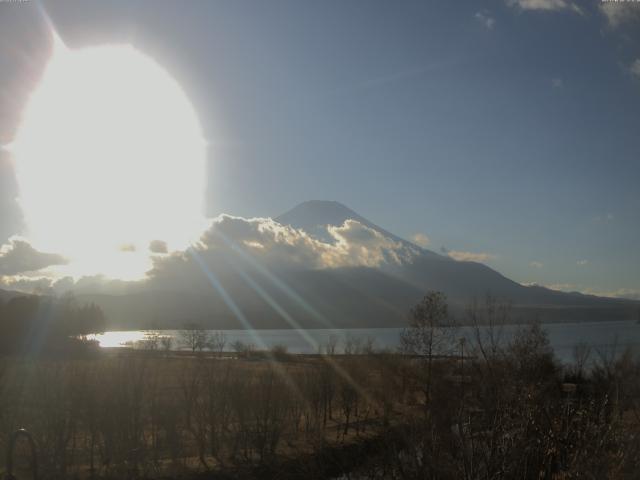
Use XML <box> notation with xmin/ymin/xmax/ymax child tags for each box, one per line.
<box><xmin>21</xmin><ymin>200</ymin><xmax>637</xmax><ymax>330</ymax></box>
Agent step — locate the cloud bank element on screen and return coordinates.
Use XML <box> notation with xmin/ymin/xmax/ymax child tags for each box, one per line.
<box><xmin>152</xmin><ymin>215</ymin><xmax>419</xmax><ymax>275</ymax></box>
<box><xmin>0</xmin><ymin>237</ymin><xmax>67</xmax><ymax>275</ymax></box>
<box><xmin>1</xmin><ymin>215</ymin><xmax>421</xmax><ymax>294</ymax></box>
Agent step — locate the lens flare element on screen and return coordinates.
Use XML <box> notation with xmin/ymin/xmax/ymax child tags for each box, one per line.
<box><xmin>10</xmin><ymin>41</ymin><xmax>207</xmax><ymax>279</ymax></box>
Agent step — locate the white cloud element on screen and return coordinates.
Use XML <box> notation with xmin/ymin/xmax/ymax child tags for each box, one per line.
<box><xmin>0</xmin><ymin>237</ymin><xmax>68</xmax><ymax>276</ymax></box>
<box><xmin>474</xmin><ymin>11</ymin><xmax>496</xmax><ymax>29</ymax></box>
<box><xmin>326</xmin><ymin>220</ymin><xmax>417</xmax><ymax>267</ymax></box>
<box><xmin>446</xmin><ymin>250</ymin><xmax>496</xmax><ymax>263</ymax></box>
<box><xmin>119</xmin><ymin>243</ymin><xmax>136</xmax><ymax>252</ymax></box>
<box><xmin>411</xmin><ymin>233</ymin><xmax>431</xmax><ymax>247</ymax></box>
<box><xmin>577</xmin><ymin>259</ymin><xmax>588</xmax><ymax>266</ymax></box>
<box><xmin>600</xmin><ymin>3</ymin><xmax>640</xmax><ymax>28</ymax></box>
<box><xmin>150</xmin><ymin>215</ymin><xmax>420</xmax><ymax>280</ymax></box>
<box><xmin>630</xmin><ymin>59</ymin><xmax>640</xmax><ymax>79</ymax></box>
<box><xmin>529</xmin><ymin>261</ymin><xmax>543</xmax><ymax>268</ymax></box>
<box><xmin>506</xmin><ymin>0</ymin><xmax>582</xmax><ymax>14</ymax></box>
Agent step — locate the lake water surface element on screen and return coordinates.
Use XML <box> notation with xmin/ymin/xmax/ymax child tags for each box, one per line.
<box><xmin>90</xmin><ymin>320</ymin><xmax>640</xmax><ymax>364</ymax></box>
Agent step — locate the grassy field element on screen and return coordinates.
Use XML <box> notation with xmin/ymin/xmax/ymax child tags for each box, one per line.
<box><xmin>1</xmin><ymin>318</ymin><xmax>640</xmax><ymax>479</ymax></box>
<box><xmin>0</xmin><ymin>348</ymin><xmax>411</xmax><ymax>479</ymax></box>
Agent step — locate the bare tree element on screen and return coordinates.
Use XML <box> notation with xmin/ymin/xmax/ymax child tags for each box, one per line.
<box><xmin>344</xmin><ymin>334</ymin><xmax>363</xmax><ymax>355</ymax></box>
<box><xmin>572</xmin><ymin>341</ymin><xmax>592</xmax><ymax>378</ymax></box>
<box><xmin>401</xmin><ymin>291</ymin><xmax>455</xmax><ymax>357</ymax></box>
<box><xmin>322</xmin><ymin>334</ymin><xmax>339</xmax><ymax>356</ymax></box>
<box><xmin>208</xmin><ymin>330</ymin><xmax>226</xmax><ymax>355</ymax></box>
<box><xmin>179</xmin><ymin>323</ymin><xmax>210</xmax><ymax>353</ymax></box>
<box><xmin>466</xmin><ymin>294</ymin><xmax>510</xmax><ymax>363</ymax></box>
<box><xmin>400</xmin><ymin>291</ymin><xmax>456</xmax><ymax>408</ymax></box>
<box><xmin>230</xmin><ymin>340</ymin><xmax>255</xmax><ymax>358</ymax></box>
<box><xmin>160</xmin><ymin>335</ymin><xmax>173</xmax><ymax>352</ymax></box>
<box><xmin>362</xmin><ymin>336</ymin><xmax>376</xmax><ymax>355</ymax></box>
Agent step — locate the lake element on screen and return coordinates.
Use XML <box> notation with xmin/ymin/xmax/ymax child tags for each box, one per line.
<box><xmin>89</xmin><ymin>320</ymin><xmax>640</xmax><ymax>364</ymax></box>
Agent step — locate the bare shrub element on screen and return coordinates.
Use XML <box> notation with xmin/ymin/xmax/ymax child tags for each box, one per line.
<box><xmin>270</xmin><ymin>344</ymin><xmax>291</xmax><ymax>362</ymax></box>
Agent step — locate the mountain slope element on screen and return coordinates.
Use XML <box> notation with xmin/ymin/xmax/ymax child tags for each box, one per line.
<box><xmin>78</xmin><ymin>267</ymin><xmax>424</xmax><ymax>330</ymax></box>
<box><xmin>276</xmin><ymin>201</ymin><xmax>639</xmax><ymax>321</ymax></box>
<box><xmin>81</xmin><ymin>201</ymin><xmax>638</xmax><ymax>328</ymax></box>
<box><xmin>276</xmin><ymin>200</ymin><xmax>440</xmax><ymax>257</ymax></box>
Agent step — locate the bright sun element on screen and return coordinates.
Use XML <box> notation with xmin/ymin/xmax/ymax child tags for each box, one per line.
<box><xmin>10</xmin><ymin>40</ymin><xmax>207</xmax><ymax>280</ymax></box>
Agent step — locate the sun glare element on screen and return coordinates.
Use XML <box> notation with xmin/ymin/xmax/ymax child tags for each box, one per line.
<box><xmin>10</xmin><ymin>41</ymin><xmax>207</xmax><ymax>279</ymax></box>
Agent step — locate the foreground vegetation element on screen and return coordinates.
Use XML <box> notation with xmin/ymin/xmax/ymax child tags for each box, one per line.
<box><xmin>0</xmin><ymin>292</ymin><xmax>639</xmax><ymax>479</ymax></box>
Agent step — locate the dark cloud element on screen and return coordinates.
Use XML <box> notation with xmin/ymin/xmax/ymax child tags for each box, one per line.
<box><xmin>0</xmin><ymin>237</ymin><xmax>67</xmax><ymax>275</ymax></box>
<box><xmin>149</xmin><ymin>239</ymin><xmax>168</xmax><ymax>254</ymax></box>
<box><xmin>0</xmin><ymin>273</ymin><xmax>135</xmax><ymax>295</ymax></box>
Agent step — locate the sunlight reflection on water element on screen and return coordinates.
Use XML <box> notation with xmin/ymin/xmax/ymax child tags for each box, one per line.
<box><xmin>88</xmin><ymin>331</ymin><xmax>148</xmax><ymax>348</ymax></box>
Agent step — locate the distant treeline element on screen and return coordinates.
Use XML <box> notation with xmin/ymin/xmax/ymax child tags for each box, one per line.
<box><xmin>0</xmin><ymin>294</ymin><xmax>105</xmax><ymax>353</ymax></box>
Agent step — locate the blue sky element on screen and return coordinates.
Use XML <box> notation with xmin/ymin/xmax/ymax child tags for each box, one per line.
<box><xmin>0</xmin><ymin>0</ymin><xmax>639</xmax><ymax>297</ymax></box>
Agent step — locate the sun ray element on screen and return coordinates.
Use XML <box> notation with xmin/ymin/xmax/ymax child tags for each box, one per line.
<box><xmin>213</xmin><ymin>229</ymin><xmax>334</xmax><ymax>328</ymax></box>
<box><xmin>188</xmin><ymin>248</ymin><xmax>266</xmax><ymax>350</ymax></box>
<box><xmin>208</xmin><ymin>233</ymin><xmax>373</xmax><ymax>403</ymax></box>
